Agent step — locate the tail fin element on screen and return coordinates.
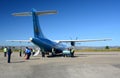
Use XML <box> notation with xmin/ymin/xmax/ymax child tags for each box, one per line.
<box><xmin>12</xmin><ymin>9</ymin><xmax>57</xmax><ymax>38</ymax></box>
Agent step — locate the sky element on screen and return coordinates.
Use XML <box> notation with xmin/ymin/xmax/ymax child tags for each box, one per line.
<box><xmin>0</xmin><ymin>0</ymin><xmax>120</xmax><ymax>46</ymax></box>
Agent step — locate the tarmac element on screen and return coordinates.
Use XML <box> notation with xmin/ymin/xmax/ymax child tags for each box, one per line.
<box><xmin>0</xmin><ymin>52</ymin><xmax>120</xmax><ymax>78</ymax></box>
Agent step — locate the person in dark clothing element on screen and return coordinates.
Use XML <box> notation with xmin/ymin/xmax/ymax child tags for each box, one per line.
<box><xmin>7</xmin><ymin>47</ymin><xmax>12</xmax><ymax>63</ymax></box>
<box><xmin>42</xmin><ymin>52</ymin><xmax>45</xmax><ymax>57</ymax></box>
<box><xmin>41</xmin><ymin>49</ymin><xmax>45</xmax><ymax>57</ymax></box>
<box><xmin>19</xmin><ymin>49</ymin><xmax>22</xmax><ymax>57</ymax></box>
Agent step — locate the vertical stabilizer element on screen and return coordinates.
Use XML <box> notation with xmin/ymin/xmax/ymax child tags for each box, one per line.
<box><xmin>32</xmin><ymin>9</ymin><xmax>45</xmax><ymax>38</ymax></box>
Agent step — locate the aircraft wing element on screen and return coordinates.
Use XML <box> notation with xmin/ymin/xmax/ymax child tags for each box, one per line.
<box><xmin>54</xmin><ymin>38</ymin><xmax>112</xmax><ymax>43</ymax></box>
<box><xmin>6</xmin><ymin>40</ymin><xmax>31</xmax><ymax>43</ymax></box>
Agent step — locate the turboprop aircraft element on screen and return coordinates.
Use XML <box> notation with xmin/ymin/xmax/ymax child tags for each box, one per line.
<box><xmin>7</xmin><ymin>8</ymin><xmax>111</xmax><ymax>56</ymax></box>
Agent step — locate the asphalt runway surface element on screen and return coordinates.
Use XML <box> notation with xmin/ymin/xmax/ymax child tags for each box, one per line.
<box><xmin>0</xmin><ymin>52</ymin><xmax>120</xmax><ymax>78</ymax></box>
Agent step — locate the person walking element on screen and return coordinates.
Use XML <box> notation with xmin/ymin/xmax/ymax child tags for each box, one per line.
<box><xmin>52</xmin><ymin>48</ymin><xmax>55</xmax><ymax>56</ymax></box>
<box><xmin>25</xmin><ymin>47</ymin><xmax>31</xmax><ymax>60</ymax></box>
<box><xmin>7</xmin><ymin>47</ymin><xmax>12</xmax><ymax>63</ymax></box>
<box><xmin>3</xmin><ymin>47</ymin><xmax>7</xmax><ymax>57</ymax></box>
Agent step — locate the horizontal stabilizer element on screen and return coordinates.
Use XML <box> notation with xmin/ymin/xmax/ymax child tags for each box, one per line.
<box><xmin>12</xmin><ymin>12</ymin><xmax>32</xmax><ymax>16</ymax></box>
<box><xmin>12</xmin><ymin>10</ymin><xmax>57</xmax><ymax>16</ymax></box>
<box><xmin>36</xmin><ymin>10</ymin><xmax>57</xmax><ymax>15</ymax></box>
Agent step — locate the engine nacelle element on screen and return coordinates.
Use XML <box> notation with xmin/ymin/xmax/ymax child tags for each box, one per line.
<box><xmin>71</xmin><ymin>41</ymin><xmax>75</xmax><ymax>46</ymax></box>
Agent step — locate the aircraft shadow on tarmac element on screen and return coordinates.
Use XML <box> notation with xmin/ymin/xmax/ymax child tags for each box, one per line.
<box><xmin>47</xmin><ymin>54</ymin><xmax>79</xmax><ymax>58</ymax></box>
